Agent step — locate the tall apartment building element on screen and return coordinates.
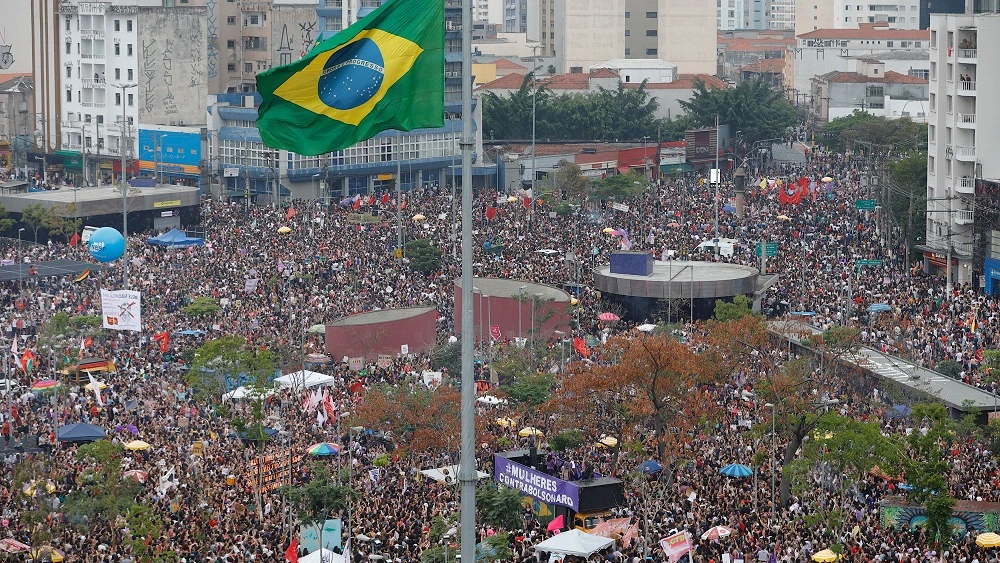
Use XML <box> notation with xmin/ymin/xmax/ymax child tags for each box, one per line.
<box><xmin>794</xmin><ymin>0</ymin><xmax>835</xmax><ymax>35</ymax></box>
<box><xmin>924</xmin><ymin>0</ymin><xmax>1000</xmax><ymax>288</ymax></box>
<box><xmin>833</xmin><ymin>1</ymin><xmax>921</xmax><ymax>29</ymax></box>
<box><xmin>624</xmin><ymin>1</ymin><xmax>658</xmax><ymax>58</ymax></box>
<box><xmin>718</xmin><ymin>0</ymin><xmax>748</xmax><ymax>30</ymax></box>
<box><xmin>769</xmin><ymin>0</ymin><xmax>796</xmax><ymax>29</ymax></box>
<box><xmin>656</xmin><ymin>0</ymin><xmax>717</xmax><ymax>74</ymax></box>
<box><xmin>555</xmin><ymin>0</ymin><xmax>627</xmax><ymax>73</ymax></box>
<box><xmin>30</xmin><ymin>0</ymin><xmax>63</xmax><ymax>172</ymax></box>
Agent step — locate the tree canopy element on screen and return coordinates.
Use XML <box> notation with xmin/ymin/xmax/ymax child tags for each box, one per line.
<box><xmin>482</xmin><ymin>74</ymin><xmax>661</xmax><ymax>141</ymax></box>
<box><xmin>679</xmin><ymin>79</ymin><xmax>796</xmax><ymax>144</ymax></box>
<box><xmin>820</xmin><ymin>111</ymin><xmax>927</xmax><ymax>152</ymax></box>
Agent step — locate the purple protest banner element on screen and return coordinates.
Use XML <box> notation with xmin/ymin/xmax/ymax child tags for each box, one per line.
<box><xmin>493</xmin><ymin>454</ymin><xmax>579</xmax><ymax>511</ymax></box>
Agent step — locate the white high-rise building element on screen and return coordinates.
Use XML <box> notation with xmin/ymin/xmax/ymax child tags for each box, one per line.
<box><xmin>770</xmin><ymin>0</ymin><xmax>796</xmax><ymax>29</ymax></box>
<box><xmin>718</xmin><ymin>0</ymin><xmax>747</xmax><ymax>30</ymax></box>
<box><xmin>833</xmin><ymin>1</ymin><xmax>921</xmax><ymax>29</ymax></box>
<box><xmin>923</xmin><ymin>2</ymin><xmax>1000</xmax><ymax>288</ymax></box>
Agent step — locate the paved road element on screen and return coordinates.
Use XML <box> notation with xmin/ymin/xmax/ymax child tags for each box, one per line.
<box><xmin>771</xmin><ymin>142</ymin><xmax>807</xmax><ymax>165</ymax></box>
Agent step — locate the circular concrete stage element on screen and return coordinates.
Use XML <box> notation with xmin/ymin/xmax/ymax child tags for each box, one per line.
<box><xmin>593</xmin><ymin>260</ymin><xmax>759</xmax><ymax>321</ymax></box>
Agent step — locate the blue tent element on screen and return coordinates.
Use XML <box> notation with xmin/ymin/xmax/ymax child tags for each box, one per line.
<box><xmin>146</xmin><ymin>228</ymin><xmax>205</xmax><ymax>248</ymax></box>
<box><xmin>57</xmin><ymin>423</ymin><xmax>107</xmax><ymax>443</ymax></box>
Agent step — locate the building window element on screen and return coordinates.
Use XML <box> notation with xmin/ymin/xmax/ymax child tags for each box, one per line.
<box><xmin>625</xmin><ymin>48</ymin><xmax>631</xmax><ymax>55</ymax></box>
<box><xmin>116</xmin><ymin>93</ymin><xmax>121</xmax><ymax>106</ymax></box>
<box><xmin>66</xmin><ymin>66</ymin><xmax>72</xmax><ymax>78</ymax></box>
<box><xmin>66</xmin><ymin>43</ymin><xmax>71</xmax><ymax>54</ymax></box>
<box><xmin>245</xmin><ymin>62</ymin><xmax>253</xmax><ymax>72</ymax></box>
<box><xmin>625</xmin><ymin>29</ymin><xmax>630</xmax><ymax>36</ymax></box>
<box><xmin>66</xmin><ymin>90</ymin><xmax>72</xmax><ymax>102</ymax></box>
<box><xmin>127</xmin><ymin>44</ymin><xmax>133</xmax><ymax>56</ymax></box>
<box><xmin>115</xmin><ymin>44</ymin><xmax>120</xmax><ymax>56</ymax></box>
<box><xmin>114</xmin><ymin>19</ymin><xmax>120</xmax><ymax>31</ymax></box>
<box><xmin>126</xmin><ymin>19</ymin><xmax>132</xmax><ymax>32</ymax></box>
<box><xmin>127</xmin><ymin>69</ymin><xmax>133</xmax><ymax>81</ymax></box>
<box><xmin>228</xmin><ymin>63</ymin><xmax>236</xmax><ymax>71</ymax></box>
<box><xmin>227</xmin><ymin>40</ymin><xmax>235</xmax><ymax>48</ymax></box>
<box><xmin>645</xmin><ymin>29</ymin><xmax>656</xmax><ymax>36</ymax></box>
<box><xmin>65</xmin><ymin>17</ymin><xmax>71</xmax><ymax>31</ymax></box>
<box><xmin>115</xmin><ymin>68</ymin><xmax>121</xmax><ymax>79</ymax></box>
<box><xmin>624</xmin><ymin>11</ymin><xmax>630</xmax><ymax>18</ymax></box>
<box><xmin>645</xmin><ymin>11</ymin><xmax>656</xmax><ymax>17</ymax></box>
<box><xmin>570</xmin><ymin>66</ymin><xmax>583</xmax><ymax>73</ymax></box>
<box><xmin>227</xmin><ymin>16</ymin><xmax>237</xmax><ymax>24</ymax></box>
<box><xmin>128</xmin><ymin>93</ymin><xmax>133</xmax><ymax>106</ymax></box>
<box><xmin>646</xmin><ymin>48</ymin><xmax>657</xmax><ymax>55</ymax></box>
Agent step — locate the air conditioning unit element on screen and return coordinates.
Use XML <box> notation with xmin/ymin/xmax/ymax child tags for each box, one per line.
<box><xmin>114</xmin><ymin>38</ymin><xmax>120</xmax><ymax>45</ymax></box>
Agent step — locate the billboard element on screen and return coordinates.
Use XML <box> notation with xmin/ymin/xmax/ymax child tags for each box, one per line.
<box><xmin>493</xmin><ymin>454</ymin><xmax>579</xmax><ymax>511</ymax></box>
<box><xmin>685</xmin><ymin>127</ymin><xmax>717</xmax><ymax>163</ymax></box>
<box><xmin>138</xmin><ymin>129</ymin><xmax>202</xmax><ymax>175</ymax></box>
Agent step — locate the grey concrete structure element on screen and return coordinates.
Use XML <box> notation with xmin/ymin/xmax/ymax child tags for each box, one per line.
<box><xmin>0</xmin><ymin>184</ymin><xmax>198</xmax><ymax>217</ymax></box>
<box><xmin>594</xmin><ymin>260</ymin><xmax>759</xmax><ymax>300</ymax></box>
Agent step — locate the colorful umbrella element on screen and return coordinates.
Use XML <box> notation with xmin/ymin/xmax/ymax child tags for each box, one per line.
<box><xmin>821</xmin><ymin>176</ymin><xmax>834</xmax><ymax>183</ymax></box>
<box><xmin>307</xmin><ymin>442</ymin><xmax>342</xmax><ymax>456</ymax></box>
<box><xmin>811</xmin><ymin>549</ymin><xmax>841</xmax><ymax>562</ymax></box>
<box><xmin>701</xmin><ymin>525</ymin><xmax>733</xmax><ymax>541</ymax></box>
<box><xmin>22</xmin><ymin>480</ymin><xmax>56</xmax><ymax>496</ymax></box>
<box><xmin>722</xmin><ymin>204</ymin><xmax>736</xmax><ymax>213</ymax></box>
<box><xmin>506</xmin><ymin>196</ymin><xmax>519</xmax><ymax>203</ymax></box>
<box><xmin>496</xmin><ymin>417</ymin><xmax>517</xmax><ymax>428</ymax></box>
<box><xmin>411</xmin><ymin>214</ymin><xmax>427</xmax><ymax>221</ymax></box>
<box><xmin>305</xmin><ymin>353</ymin><xmax>333</xmax><ymax>364</ymax></box>
<box><xmin>977</xmin><ymin>533</ymin><xmax>1000</xmax><ymax>548</ymax></box>
<box><xmin>84</xmin><ymin>380</ymin><xmax>107</xmax><ymax>391</ymax></box>
<box><xmin>776</xmin><ymin>214</ymin><xmax>791</xmax><ymax>221</ymax></box>
<box><xmin>598</xmin><ymin>312</ymin><xmax>620</xmax><ymax>322</ymax></box>
<box><xmin>277</xmin><ymin>226</ymin><xmax>292</xmax><ymax>234</ymax></box>
<box><xmin>596</xmin><ymin>435</ymin><xmax>618</xmax><ymax>448</ymax></box>
<box><xmin>667</xmin><ymin>222</ymin><xmax>680</xmax><ymax>228</ymax></box>
<box><xmin>124</xmin><ymin>440</ymin><xmax>152</xmax><ymax>451</ymax></box>
<box><xmin>719</xmin><ymin>463</ymin><xmax>753</xmax><ymax>478</ymax></box>
<box><xmin>123</xmin><ymin>469</ymin><xmax>148</xmax><ymax>483</ymax></box>
<box><xmin>307</xmin><ymin>324</ymin><xmax>327</xmax><ymax>334</ymax></box>
<box><xmin>30</xmin><ymin>546</ymin><xmax>64</xmax><ymax>562</ymax></box>
<box><xmin>518</xmin><ymin>426</ymin><xmax>544</xmax><ymax>438</ymax></box>
<box><xmin>639</xmin><ymin>460</ymin><xmax>663</xmax><ymax>474</ymax></box>
<box><xmin>31</xmin><ymin>379</ymin><xmax>60</xmax><ymax>392</ymax></box>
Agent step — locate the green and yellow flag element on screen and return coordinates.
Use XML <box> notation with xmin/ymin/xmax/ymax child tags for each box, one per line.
<box><xmin>256</xmin><ymin>0</ymin><xmax>444</xmax><ymax>156</ymax></box>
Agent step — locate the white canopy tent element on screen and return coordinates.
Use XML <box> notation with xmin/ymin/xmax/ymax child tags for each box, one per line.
<box><xmin>274</xmin><ymin>370</ymin><xmax>336</xmax><ymax>390</ymax></box>
<box><xmin>300</xmin><ymin>549</ymin><xmax>346</xmax><ymax>563</ymax></box>
<box><xmin>222</xmin><ymin>386</ymin><xmax>276</xmax><ymax>402</ymax></box>
<box><xmin>420</xmin><ymin>464</ymin><xmax>490</xmax><ymax>483</ymax></box>
<box><xmin>533</xmin><ymin>530</ymin><xmax>615</xmax><ymax>557</ymax></box>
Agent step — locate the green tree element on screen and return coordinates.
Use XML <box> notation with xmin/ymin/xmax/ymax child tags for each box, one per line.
<box><xmin>935</xmin><ymin>359</ymin><xmax>963</xmax><ymax>379</ymax></box>
<box><xmin>549</xmin><ymin>429</ymin><xmax>585</xmax><ymax>451</ymax></box>
<box><xmin>679</xmin><ymin>79</ymin><xmax>795</xmax><ymax>144</ymax></box>
<box><xmin>0</xmin><ymin>202</ymin><xmax>16</xmax><ymax>233</ymax></box>
<box><xmin>550</xmin><ymin>159</ymin><xmax>591</xmax><ymax>201</ymax></box>
<box><xmin>431</xmin><ymin>341</ymin><xmax>461</xmax><ymax>375</ymax></box>
<box><xmin>21</xmin><ymin>202</ymin><xmax>49</xmax><ymax>243</ymax></box>
<box><xmin>405</xmin><ymin>238</ymin><xmax>443</xmax><ymax>275</ymax></box>
<box><xmin>63</xmin><ymin>440</ymin><xmax>143</xmax><ymax>527</ymax></box>
<box><xmin>820</xmin><ymin>111</ymin><xmax>879</xmax><ymax>151</ymax></box>
<box><xmin>502</xmin><ymin>372</ymin><xmax>554</xmax><ymax>407</ymax></box>
<box><xmin>279</xmin><ymin>463</ymin><xmax>357</xmax><ymax>549</ymax></box>
<box><xmin>713</xmin><ymin>294</ymin><xmax>755</xmax><ymax>321</ymax></box>
<box><xmin>904</xmin><ymin>403</ymin><xmax>958</xmax><ymax>548</ymax></box>
<box><xmin>123</xmin><ymin>505</ymin><xmax>178</xmax><ymax>563</ymax></box>
<box><xmin>888</xmin><ymin>152</ymin><xmax>928</xmax><ymax>259</ymax></box>
<box><xmin>184</xmin><ymin>296</ymin><xmax>222</xmax><ymax>317</ymax></box>
<box><xmin>476</xmin><ymin>483</ymin><xmax>525</xmax><ymax>530</ymax></box>
<box><xmin>43</xmin><ymin>203</ymin><xmax>81</xmax><ymax>242</ymax></box>
<box><xmin>592</xmin><ymin>171</ymin><xmax>648</xmax><ymax>200</ymax></box>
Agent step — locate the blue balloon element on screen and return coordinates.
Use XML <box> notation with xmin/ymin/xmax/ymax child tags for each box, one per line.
<box><xmin>87</xmin><ymin>227</ymin><xmax>125</xmax><ymax>263</ymax></box>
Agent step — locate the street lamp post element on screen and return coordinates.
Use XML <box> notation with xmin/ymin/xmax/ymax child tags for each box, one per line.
<box><xmin>312</xmin><ymin>173</ymin><xmax>321</xmax><ymax>201</ymax></box>
<box><xmin>17</xmin><ymin>228</ymin><xmax>24</xmax><ymax>293</ymax></box>
<box><xmin>641</xmin><ymin>135</ymin><xmax>651</xmax><ymax>180</ymax></box>
<box><xmin>765</xmin><ymin>402</ymin><xmax>776</xmax><ymax>521</ymax></box>
<box><xmin>529</xmin><ymin>44</ymin><xmax>540</xmax><ymax>229</ymax></box>
<box><xmin>112</xmin><ymin>83</ymin><xmax>137</xmax><ymax>290</ymax></box>
<box><xmin>518</xmin><ymin>285</ymin><xmax>526</xmax><ymax>344</ymax></box>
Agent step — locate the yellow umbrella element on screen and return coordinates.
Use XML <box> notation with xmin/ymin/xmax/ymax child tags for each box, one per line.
<box><xmin>30</xmin><ymin>547</ymin><xmax>64</xmax><ymax>562</ymax></box>
<box><xmin>507</xmin><ymin>196</ymin><xmax>519</xmax><ymax>203</ymax></box>
<box><xmin>496</xmin><ymin>417</ymin><xmax>517</xmax><ymax>428</ymax></box>
<box><xmin>977</xmin><ymin>533</ymin><xmax>1000</xmax><ymax>548</ymax></box>
<box><xmin>777</xmin><ymin>214</ymin><xmax>791</xmax><ymax>221</ymax></box>
<box><xmin>84</xmin><ymin>380</ymin><xmax>107</xmax><ymax>391</ymax></box>
<box><xmin>21</xmin><ymin>480</ymin><xmax>56</xmax><ymax>496</ymax></box>
<box><xmin>277</xmin><ymin>226</ymin><xmax>292</xmax><ymax>234</ymax></box>
<box><xmin>602</xmin><ymin>228</ymin><xmax>616</xmax><ymax>234</ymax></box>
<box><xmin>124</xmin><ymin>440</ymin><xmax>152</xmax><ymax>451</ymax></box>
<box><xmin>811</xmin><ymin>550</ymin><xmax>841</xmax><ymax>562</ymax></box>
<box><xmin>596</xmin><ymin>435</ymin><xmax>618</xmax><ymax>448</ymax></box>
<box><xmin>412</xmin><ymin>214</ymin><xmax>427</xmax><ymax>221</ymax></box>
<box><xmin>570</xmin><ymin>297</ymin><xmax>578</xmax><ymax>306</ymax></box>
<box><xmin>821</xmin><ymin>176</ymin><xmax>834</xmax><ymax>183</ymax></box>
<box><xmin>518</xmin><ymin>426</ymin><xmax>544</xmax><ymax>438</ymax></box>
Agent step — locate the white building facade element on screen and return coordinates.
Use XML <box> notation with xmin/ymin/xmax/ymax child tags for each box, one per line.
<box><xmin>833</xmin><ymin>1</ymin><xmax>921</xmax><ymax>29</ymax></box>
<box><xmin>718</xmin><ymin>0</ymin><xmax>748</xmax><ymax>30</ymax></box>
<box><xmin>923</xmin><ymin>5</ymin><xmax>1000</xmax><ymax>288</ymax></box>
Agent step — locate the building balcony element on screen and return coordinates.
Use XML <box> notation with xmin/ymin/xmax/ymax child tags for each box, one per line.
<box><xmin>957</xmin><ymin>113</ymin><xmax>976</xmax><ymax>128</ymax></box>
<box><xmin>81</xmin><ymin>79</ymin><xmax>106</xmax><ymax>89</ymax></box>
<box><xmin>79</xmin><ymin>102</ymin><xmax>107</xmax><ymax>109</ymax></box>
<box><xmin>953</xmin><ymin>144</ymin><xmax>976</xmax><ymax>161</ymax></box>
<box><xmin>80</xmin><ymin>53</ymin><xmax>105</xmax><ymax>60</ymax></box>
<box><xmin>958</xmin><ymin>80</ymin><xmax>976</xmax><ymax>95</ymax></box>
<box><xmin>80</xmin><ymin>29</ymin><xmax>106</xmax><ymax>40</ymax></box>
<box><xmin>955</xmin><ymin>210</ymin><xmax>975</xmax><ymax>225</ymax></box>
<box><xmin>956</xmin><ymin>175</ymin><xmax>976</xmax><ymax>194</ymax></box>
<box><xmin>957</xmin><ymin>48</ymin><xmax>977</xmax><ymax>62</ymax></box>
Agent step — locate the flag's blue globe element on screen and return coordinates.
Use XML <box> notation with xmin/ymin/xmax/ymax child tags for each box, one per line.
<box><xmin>87</xmin><ymin>227</ymin><xmax>125</xmax><ymax>263</ymax></box>
<box><xmin>318</xmin><ymin>38</ymin><xmax>385</xmax><ymax>110</ymax></box>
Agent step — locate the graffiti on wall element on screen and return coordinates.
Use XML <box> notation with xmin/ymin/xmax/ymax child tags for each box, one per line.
<box><xmin>272</xmin><ymin>8</ymin><xmax>317</xmax><ymax>68</ymax></box>
<box><xmin>299</xmin><ymin>21</ymin><xmax>317</xmax><ymax>57</ymax></box>
<box><xmin>205</xmin><ymin>0</ymin><xmax>219</xmax><ymax>80</ymax></box>
<box><xmin>881</xmin><ymin>497</ymin><xmax>1000</xmax><ymax>537</ymax></box>
<box><xmin>0</xmin><ymin>29</ymin><xmax>14</xmax><ymax>70</ymax></box>
<box><xmin>137</xmin><ymin>8</ymin><xmax>207</xmax><ymax>125</ymax></box>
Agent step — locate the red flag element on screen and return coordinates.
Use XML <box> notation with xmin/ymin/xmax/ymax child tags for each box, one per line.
<box><xmin>573</xmin><ymin>337</ymin><xmax>591</xmax><ymax>358</ymax></box>
<box><xmin>69</xmin><ymin>232</ymin><xmax>81</xmax><ymax>247</ymax></box>
<box><xmin>285</xmin><ymin>537</ymin><xmax>299</xmax><ymax>563</ymax></box>
<box><xmin>490</xmin><ymin>325</ymin><xmax>502</xmax><ymax>340</ymax></box>
<box><xmin>522</xmin><ymin>197</ymin><xmax>532</xmax><ymax>210</ymax></box>
<box><xmin>350</xmin><ymin>381</ymin><xmax>364</xmax><ymax>394</ymax></box>
<box><xmin>381</xmin><ymin>192</ymin><xmax>390</xmax><ymax>205</ymax></box>
<box><xmin>152</xmin><ymin>331</ymin><xmax>170</xmax><ymax>353</ymax></box>
<box><xmin>367</xmin><ymin>195</ymin><xmax>376</xmax><ymax>206</ymax></box>
<box><xmin>400</xmin><ymin>197</ymin><xmax>407</xmax><ymax>210</ymax></box>
<box><xmin>485</xmin><ymin>206</ymin><xmax>497</xmax><ymax>221</ymax></box>
<box><xmin>353</xmin><ymin>197</ymin><xmax>362</xmax><ymax>210</ymax></box>
<box><xmin>286</xmin><ymin>207</ymin><xmax>296</xmax><ymax>220</ymax></box>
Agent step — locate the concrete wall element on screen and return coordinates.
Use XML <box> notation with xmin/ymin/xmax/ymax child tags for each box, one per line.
<box><xmin>0</xmin><ymin>3</ymin><xmax>34</xmax><ymax>74</ymax></box>
<box><xmin>556</xmin><ymin>0</ymin><xmax>626</xmax><ymax>74</ymax></box>
<box><xmin>657</xmin><ymin>0</ymin><xmax>717</xmax><ymax>75</ymax></box>
<box><xmin>794</xmin><ymin>0</ymin><xmax>834</xmax><ymax>36</ymax></box>
<box><xmin>271</xmin><ymin>4</ymin><xmax>319</xmax><ymax>68</ymax></box>
<box><xmin>137</xmin><ymin>7</ymin><xmax>208</xmax><ymax>127</ymax></box>
<box><xmin>453</xmin><ymin>285</ymin><xmax>571</xmax><ymax>344</ymax></box>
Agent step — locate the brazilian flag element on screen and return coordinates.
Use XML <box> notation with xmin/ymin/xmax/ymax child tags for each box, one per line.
<box><xmin>256</xmin><ymin>0</ymin><xmax>444</xmax><ymax>156</ymax></box>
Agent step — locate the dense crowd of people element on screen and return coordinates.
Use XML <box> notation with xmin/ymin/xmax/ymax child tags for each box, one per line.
<box><xmin>0</xmin><ymin>139</ymin><xmax>994</xmax><ymax>563</ymax></box>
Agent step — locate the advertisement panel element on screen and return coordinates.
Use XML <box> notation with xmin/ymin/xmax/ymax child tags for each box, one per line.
<box><xmin>493</xmin><ymin>454</ymin><xmax>579</xmax><ymax>511</ymax></box>
<box><xmin>100</xmin><ymin>289</ymin><xmax>142</xmax><ymax>332</ymax></box>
